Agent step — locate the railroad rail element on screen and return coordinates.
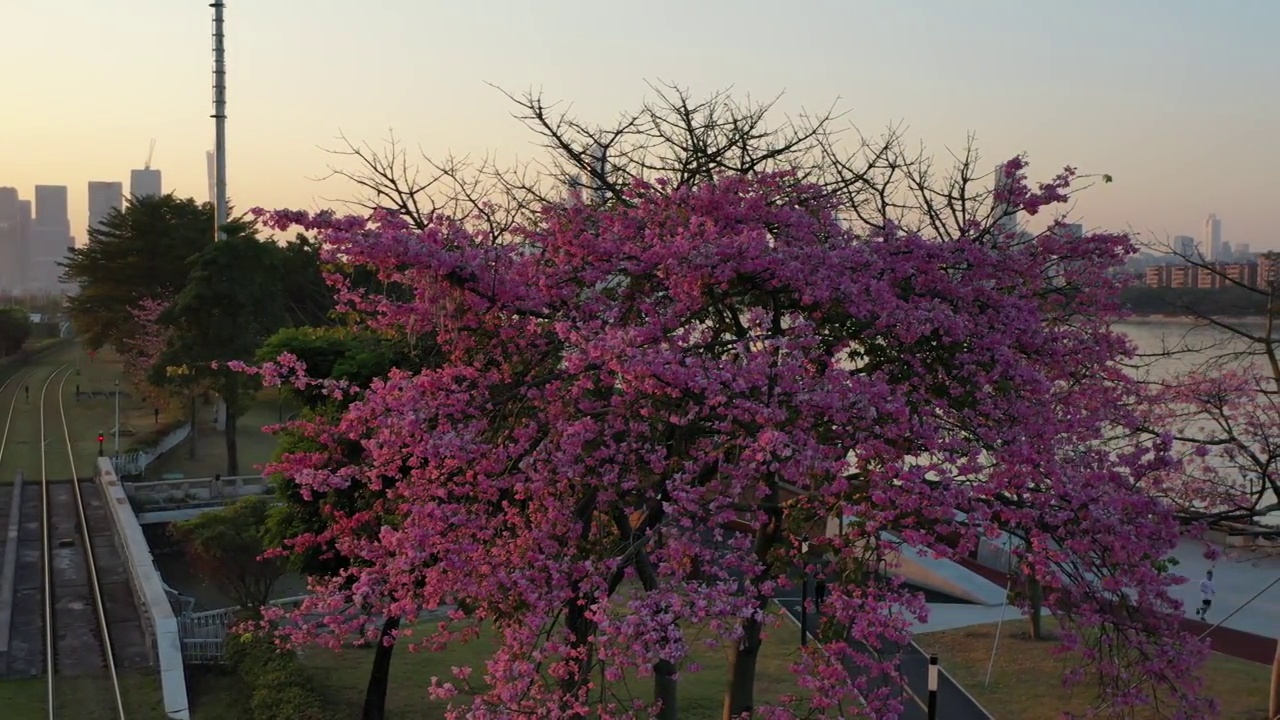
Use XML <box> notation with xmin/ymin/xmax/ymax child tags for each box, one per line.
<box><xmin>0</xmin><ymin>362</ymin><xmax>129</xmax><ymax>718</ymax></box>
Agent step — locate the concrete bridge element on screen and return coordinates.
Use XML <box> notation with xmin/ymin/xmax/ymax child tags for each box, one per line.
<box><xmin>127</xmin><ymin>474</ymin><xmax>275</xmax><ymax>524</ymax></box>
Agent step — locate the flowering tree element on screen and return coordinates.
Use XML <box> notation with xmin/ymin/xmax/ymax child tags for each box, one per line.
<box><xmin>120</xmin><ymin>297</ymin><xmax>170</xmax><ymax>403</ymax></box>
<box><xmin>248</xmin><ymin>162</ymin><xmax>1210</xmax><ymax>719</ymax></box>
<box><xmin>256</xmin><ymin>326</ymin><xmax>424</xmax><ymax>720</ymax></box>
<box><xmin>1139</xmin><ymin>245</ymin><xmax>1280</xmax><ymax>718</ymax></box>
<box><xmin>1146</xmin><ymin>368</ymin><xmax>1280</xmax><ymax>524</ymax></box>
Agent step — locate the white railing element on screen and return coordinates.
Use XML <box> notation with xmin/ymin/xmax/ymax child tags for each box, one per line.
<box><xmin>115</xmin><ymin>422</ymin><xmax>192</xmax><ymax>477</ymax></box>
<box><xmin>127</xmin><ymin>475</ymin><xmax>273</xmax><ymax>508</ymax></box>
<box><xmin>178</xmin><ymin>595</ymin><xmax>310</xmax><ymax>664</ymax></box>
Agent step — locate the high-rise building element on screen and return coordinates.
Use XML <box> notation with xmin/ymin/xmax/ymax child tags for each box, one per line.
<box><xmin>87</xmin><ymin>181</ymin><xmax>124</xmax><ymax>240</ymax></box>
<box><xmin>1204</xmin><ymin>214</ymin><xmax>1222</xmax><ymax>261</ymax></box>
<box><xmin>1172</xmin><ymin>235</ymin><xmax>1196</xmax><ymax>258</ymax></box>
<box><xmin>34</xmin><ymin>185</ymin><xmax>69</xmax><ymax>228</ymax></box>
<box><xmin>130</xmin><ymin>168</ymin><xmax>163</xmax><ymax>199</ymax></box>
<box><xmin>30</xmin><ymin>185</ymin><xmax>72</xmax><ymax>293</ymax></box>
<box><xmin>1237</xmin><ymin>243</ymin><xmax>1251</xmax><ymax>257</ymax></box>
<box><xmin>992</xmin><ymin>163</ymin><xmax>1019</xmax><ymax>241</ymax></box>
<box><xmin>18</xmin><ymin>199</ymin><xmax>31</xmax><ymax>287</ymax></box>
<box><xmin>1220</xmin><ymin>242</ymin><xmax>1234</xmax><ymax>261</ymax></box>
<box><xmin>0</xmin><ymin>187</ymin><xmax>23</xmax><ymax>293</ymax></box>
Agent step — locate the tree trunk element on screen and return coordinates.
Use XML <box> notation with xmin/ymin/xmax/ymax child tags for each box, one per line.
<box><xmin>722</xmin><ymin>475</ymin><xmax>782</xmax><ymax>720</ymax></box>
<box><xmin>722</xmin><ymin>615</ymin><xmax>764</xmax><ymax>719</ymax></box>
<box><xmin>187</xmin><ymin>392</ymin><xmax>197</xmax><ymax>460</ymax></box>
<box><xmin>610</xmin><ymin>506</ymin><xmax>679</xmax><ymax>719</ymax></box>
<box><xmin>224</xmin><ymin>402</ymin><xmax>239</xmax><ymax>476</ymax></box>
<box><xmin>1268</xmin><ymin>639</ymin><xmax>1279</xmax><ymax>720</ymax></box>
<box><xmin>654</xmin><ymin>658</ymin><xmax>678</xmax><ymax>720</ymax></box>
<box><xmin>1028</xmin><ymin>575</ymin><xmax>1044</xmax><ymax>640</ymax></box>
<box><xmin>362</xmin><ymin>617</ymin><xmax>400</xmax><ymax>720</ymax></box>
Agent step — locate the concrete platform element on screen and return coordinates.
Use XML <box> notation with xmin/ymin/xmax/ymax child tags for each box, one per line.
<box><xmin>1168</xmin><ymin>538</ymin><xmax>1279</xmax><ymax>639</ymax></box>
<box><xmin>889</xmin><ymin>542</ymin><xmax>1008</xmax><ymax>607</ymax></box>
<box><xmin>913</xmin><ymin>537</ymin><xmax>1278</xmax><ymax>653</ymax></box>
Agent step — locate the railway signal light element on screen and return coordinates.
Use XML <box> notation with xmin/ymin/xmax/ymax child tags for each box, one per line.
<box><xmin>97</xmin><ymin>433</ymin><xmax>104</xmax><ymax>456</ymax></box>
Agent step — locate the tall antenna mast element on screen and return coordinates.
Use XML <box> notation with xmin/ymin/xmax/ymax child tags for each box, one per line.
<box><xmin>211</xmin><ymin>1</ymin><xmax>228</xmax><ymax>240</ymax></box>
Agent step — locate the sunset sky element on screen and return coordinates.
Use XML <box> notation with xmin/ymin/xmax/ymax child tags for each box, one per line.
<box><xmin>3</xmin><ymin>0</ymin><xmax>1277</xmax><ymax>250</ymax></box>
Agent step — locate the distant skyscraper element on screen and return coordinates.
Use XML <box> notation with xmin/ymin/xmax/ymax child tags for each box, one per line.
<box><xmin>992</xmin><ymin>163</ymin><xmax>1019</xmax><ymax>241</ymax></box>
<box><xmin>31</xmin><ymin>185</ymin><xmax>71</xmax><ymax>293</ymax></box>
<box><xmin>1059</xmin><ymin>223</ymin><xmax>1084</xmax><ymax>240</ymax></box>
<box><xmin>1204</xmin><ymin>214</ymin><xmax>1222</xmax><ymax>261</ymax></box>
<box><xmin>206</xmin><ymin>150</ymin><xmax>216</xmax><ymax>206</ymax></box>
<box><xmin>0</xmin><ymin>187</ymin><xmax>23</xmax><ymax>293</ymax></box>
<box><xmin>130</xmin><ymin>168</ymin><xmax>163</xmax><ymax>199</ymax></box>
<box><xmin>1172</xmin><ymin>235</ymin><xmax>1196</xmax><ymax>258</ymax></box>
<box><xmin>1220</xmin><ymin>242</ymin><xmax>1234</xmax><ymax>261</ymax></box>
<box><xmin>1237</xmin><ymin>243</ymin><xmax>1251</xmax><ymax>257</ymax></box>
<box><xmin>34</xmin><ymin>185</ymin><xmax>69</xmax><ymax>228</ymax></box>
<box><xmin>18</xmin><ymin>199</ymin><xmax>31</xmax><ymax>273</ymax></box>
<box><xmin>87</xmin><ymin>181</ymin><xmax>124</xmax><ymax>239</ymax></box>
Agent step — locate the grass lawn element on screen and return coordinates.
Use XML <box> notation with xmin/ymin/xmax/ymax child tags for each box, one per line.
<box><xmin>0</xmin><ymin>669</ymin><xmax>169</xmax><ymax>720</ymax></box>
<box><xmin>915</xmin><ymin>618</ymin><xmax>1272</xmax><ymax>719</ymax></box>
<box><xmin>50</xmin><ymin>343</ymin><xmax>294</xmax><ymax>482</ymax></box>
<box><xmin>143</xmin><ymin>389</ymin><xmax>296</xmax><ymax>481</ymax></box>
<box><xmin>189</xmin><ymin>609</ymin><xmax>809</xmax><ymax>719</ymax></box>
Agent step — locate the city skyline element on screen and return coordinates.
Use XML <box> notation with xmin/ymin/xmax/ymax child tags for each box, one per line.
<box><xmin>1</xmin><ymin>1</ymin><xmax>1277</xmax><ymax>251</ymax></box>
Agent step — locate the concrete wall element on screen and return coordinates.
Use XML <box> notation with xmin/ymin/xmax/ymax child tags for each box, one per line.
<box><xmin>96</xmin><ymin>457</ymin><xmax>190</xmax><ymax>719</ymax></box>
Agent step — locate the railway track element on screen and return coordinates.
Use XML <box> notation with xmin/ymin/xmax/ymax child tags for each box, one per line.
<box><xmin>0</xmin><ymin>360</ymin><xmax>130</xmax><ymax>719</ymax></box>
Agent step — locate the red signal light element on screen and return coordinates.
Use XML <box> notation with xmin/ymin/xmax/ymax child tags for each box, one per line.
<box><xmin>97</xmin><ymin>434</ymin><xmax>104</xmax><ymax>443</ymax></box>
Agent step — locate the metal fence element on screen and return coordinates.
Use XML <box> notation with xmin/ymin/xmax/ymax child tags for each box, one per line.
<box><xmin>177</xmin><ymin>595</ymin><xmax>309</xmax><ymax>665</ymax></box>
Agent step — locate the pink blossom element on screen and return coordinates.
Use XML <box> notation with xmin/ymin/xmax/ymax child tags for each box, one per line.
<box><xmin>242</xmin><ymin>164</ymin><xmax>1210</xmax><ymax>718</ymax></box>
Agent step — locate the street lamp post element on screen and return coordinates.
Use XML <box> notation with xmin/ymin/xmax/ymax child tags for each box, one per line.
<box><xmin>927</xmin><ymin>654</ymin><xmax>939</xmax><ymax>720</ymax></box>
<box><xmin>800</xmin><ymin>536</ymin><xmax>810</xmax><ymax>647</ymax></box>
<box><xmin>113</xmin><ymin>379</ymin><xmax>120</xmax><ymax>460</ymax></box>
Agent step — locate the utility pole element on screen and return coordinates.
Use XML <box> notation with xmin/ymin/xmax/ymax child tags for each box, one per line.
<box><xmin>113</xmin><ymin>380</ymin><xmax>120</xmax><ymax>460</ymax></box>
<box><xmin>211</xmin><ymin>1</ymin><xmax>228</xmax><ymax>241</ymax></box>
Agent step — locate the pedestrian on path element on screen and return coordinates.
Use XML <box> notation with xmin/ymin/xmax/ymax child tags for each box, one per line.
<box><xmin>1194</xmin><ymin>569</ymin><xmax>1215</xmax><ymax>620</ymax></box>
<box><xmin>814</xmin><ymin>552</ymin><xmax>835</xmax><ymax>612</ymax></box>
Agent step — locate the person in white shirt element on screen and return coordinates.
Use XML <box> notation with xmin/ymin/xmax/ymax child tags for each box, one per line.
<box><xmin>1194</xmin><ymin>570</ymin><xmax>1216</xmax><ymax>620</ymax></box>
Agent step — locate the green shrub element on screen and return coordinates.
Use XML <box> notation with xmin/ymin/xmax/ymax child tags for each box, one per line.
<box><xmin>225</xmin><ymin>632</ymin><xmax>332</xmax><ymax>720</ymax></box>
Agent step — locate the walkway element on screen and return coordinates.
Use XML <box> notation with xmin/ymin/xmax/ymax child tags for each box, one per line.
<box><xmin>954</xmin><ymin>556</ymin><xmax>1278</xmax><ymax>665</ymax></box>
<box><xmin>775</xmin><ymin>592</ymin><xmax>992</xmax><ymax>720</ymax></box>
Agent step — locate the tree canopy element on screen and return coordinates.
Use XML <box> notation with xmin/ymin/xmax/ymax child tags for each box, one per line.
<box><xmin>59</xmin><ymin>194</ymin><xmax>226</xmax><ymax>351</ymax></box>
<box><xmin>172</xmin><ymin>495</ymin><xmax>287</xmax><ymax>611</ymax></box>
<box><xmin>0</xmin><ymin>306</ymin><xmax>32</xmax><ymax>356</ymax></box>
<box><xmin>248</xmin><ymin>165</ymin><xmax>1211</xmax><ymax>719</ymax></box>
<box><xmin>153</xmin><ymin>233</ymin><xmax>290</xmax><ymax>475</ymax></box>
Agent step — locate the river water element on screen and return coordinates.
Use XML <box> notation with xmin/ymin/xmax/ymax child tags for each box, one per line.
<box><xmin>1117</xmin><ymin>317</ymin><xmax>1269</xmax><ymax>377</ymax></box>
<box><xmin>1117</xmin><ymin>318</ymin><xmax>1279</xmax><ymax>524</ymax></box>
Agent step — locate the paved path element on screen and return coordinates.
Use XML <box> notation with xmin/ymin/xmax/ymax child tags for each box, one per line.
<box><xmin>955</xmin><ymin>557</ymin><xmax>1278</xmax><ymax>665</ymax></box>
<box><xmin>775</xmin><ymin>592</ymin><xmax>992</xmax><ymax>720</ymax></box>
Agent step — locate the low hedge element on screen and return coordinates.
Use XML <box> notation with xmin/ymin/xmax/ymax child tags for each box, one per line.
<box><xmin>225</xmin><ymin>631</ymin><xmax>332</xmax><ymax>720</ymax></box>
<box><xmin>0</xmin><ymin>338</ymin><xmax>69</xmax><ymax>383</ymax></box>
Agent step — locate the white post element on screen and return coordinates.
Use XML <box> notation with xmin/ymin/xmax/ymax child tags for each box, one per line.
<box><xmin>211</xmin><ymin>1</ymin><xmax>228</xmax><ymax>241</ymax></box>
<box><xmin>927</xmin><ymin>653</ymin><xmax>939</xmax><ymax>719</ymax></box>
<box><xmin>984</xmin><ymin>535</ymin><xmax>1015</xmax><ymax>687</ymax></box>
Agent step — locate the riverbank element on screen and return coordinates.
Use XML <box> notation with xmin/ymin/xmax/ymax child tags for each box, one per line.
<box><xmin>1122</xmin><ymin>313</ymin><xmax>1269</xmax><ymax>323</ymax></box>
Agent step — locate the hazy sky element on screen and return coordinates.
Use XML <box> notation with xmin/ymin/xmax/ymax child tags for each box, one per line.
<box><xmin>2</xmin><ymin>0</ymin><xmax>1277</xmax><ymax>250</ymax></box>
